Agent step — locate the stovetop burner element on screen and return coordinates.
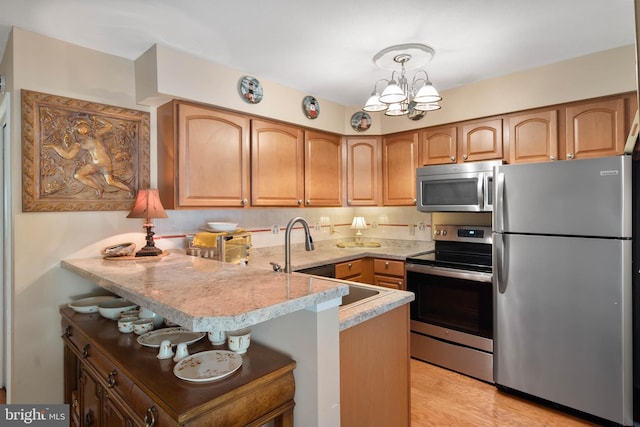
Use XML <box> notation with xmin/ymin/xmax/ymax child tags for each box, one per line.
<box><xmin>406</xmin><ymin>225</ymin><xmax>493</xmax><ymax>273</ymax></box>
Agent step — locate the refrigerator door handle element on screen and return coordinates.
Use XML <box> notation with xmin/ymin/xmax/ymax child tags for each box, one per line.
<box><xmin>494</xmin><ymin>232</ymin><xmax>507</xmax><ymax>293</ymax></box>
<box><xmin>495</xmin><ymin>171</ymin><xmax>505</xmax><ymax>232</ymax></box>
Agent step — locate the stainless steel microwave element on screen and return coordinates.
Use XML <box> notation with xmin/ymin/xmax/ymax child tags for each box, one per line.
<box><xmin>416</xmin><ymin>160</ymin><xmax>503</xmax><ymax>212</ymax></box>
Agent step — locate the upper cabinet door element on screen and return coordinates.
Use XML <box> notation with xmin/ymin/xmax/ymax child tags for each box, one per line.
<box><xmin>461</xmin><ymin>117</ymin><xmax>504</xmax><ymax>162</ymax></box>
<box><xmin>382</xmin><ymin>131</ymin><xmax>418</xmax><ymax>206</ymax></box>
<box><xmin>251</xmin><ymin>119</ymin><xmax>304</xmax><ymax>206</ymax></box>
<box><xmin>346</xmin><ymin>137</ymin><xmax>381</xmax><ymax>206</ymax></box>
<box><xmin>157</xmin><ymin>101</ymin><xmax>250</xmax><ymax>209</ymax></box>
<box><xmin>565</xmin><ymin>98</ymin><xmax>625</xmax><ymax>160</ymax></box>
<box><xmin>304</xmin><ymin>130</ymin><xmax>342</xmax><ymax>207</ymax></box>
<box><xmin>507</xmin><ymin>109</ymin><xmax>559</xmax><ymax>164</ymax></box>
<box><xmin>419</xmin><ymin>125</ymin><xmax>457</xmax><ymax>165</ymax></box>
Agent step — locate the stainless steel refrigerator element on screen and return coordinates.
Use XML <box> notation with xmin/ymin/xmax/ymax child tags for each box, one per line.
<box><xmin>492</xmin><ymin>155</ymin><xmax>633</xmax><ymax>426</ymax></box>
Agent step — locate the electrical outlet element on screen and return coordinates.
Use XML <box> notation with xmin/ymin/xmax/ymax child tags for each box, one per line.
<box><xmin>418</xmin><ymin>222</ymin><xmax>426</xmax><ymax>231</ymax></box>
<box><xmin>371</xmin><ymin>221</ymin><xmax>378</xmax><ymax>229</ymax></box>
<box><xmin>272</xmin><ymin>225</ymin><xmax>279</xmax><ymax>234</ymax></box>
<box><xmin>314</xmin><ymin>222</ymin><xmax>321</xmax><ymax>231</ymax></box>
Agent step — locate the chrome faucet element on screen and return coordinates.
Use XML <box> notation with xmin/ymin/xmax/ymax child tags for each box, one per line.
<box><xmin>284</xmin><ymin>217</ymin><xmax>315</xmax><ymax>273</ymax></box>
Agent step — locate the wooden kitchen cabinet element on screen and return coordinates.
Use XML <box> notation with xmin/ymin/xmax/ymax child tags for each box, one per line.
<box><xmin>345</xmin><ymin>136</ymin><xmax>382</xmax><ymax>206</ymax></box>
<box><xmin>372</xmin><ymin>258</ymin><xmax>405</xmax><ymax>290</ymax></box>
<box><xmin>335</xmin><ymin>259</ymin><xmax>364</xmax><ymax>282</ymax></box>
<box><xmin>157</xmin><ymin>101</ymin><xmax>250</xmax><ymax>209</ymax></box>
<box><xmin>419</xmin><ymin>125</ymin><xmax>458</xmax><ymax>165</ymax></box>
<box><xmin>382</xmin><ymin>131</ymin><xmax>419</xmax><ymax>205</ymax></box>
<box><xmin>304</xmin><ymin>130</ymin><xmax>342</xmax><ymax>206</ymax></box>
<box><xmin>506</xmin><ymin>108</ymin><xmax>559</xmax><ymax>164</ymax></box>
<box><xmin>461</xmin><ymin>117</ymin><xmax>504</xmax><ymax>162</ymax></box>
<box><xmin>340</xmin><ymin>304</ymin><xmax>410</xmax><ymax>427</ymax></box>
<box><xmin>61</xmin><ymin>307</ymin><xmax>296</xmax><ymax>427</ymax></box>
<box><xmin>251</xmin><ymin>119</ymin><xmax>305</xmax><ymax>206</ymax></box>
<box><xmin>565</xmin><ymin>97</ymin><xmax>626</xmax><ymax>160</ymax></box>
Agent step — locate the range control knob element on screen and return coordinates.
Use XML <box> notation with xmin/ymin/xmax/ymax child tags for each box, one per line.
<box><xmin>442</xmin><ymin>230</ymin><xmax>447</xmax><ymax>236</ymax></box>
<box><xmin>434</xmin><ymin>229</ymin><xmax>441</xmax><ymax>236</ymax></box>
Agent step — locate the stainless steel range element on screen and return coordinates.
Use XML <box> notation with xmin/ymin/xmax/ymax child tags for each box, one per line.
<box><xmin>406</xmin><ymin>224</ymin><xmax>493</xmax><ymax>383</ymax></box>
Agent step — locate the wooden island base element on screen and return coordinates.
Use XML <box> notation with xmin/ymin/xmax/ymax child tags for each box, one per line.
<box><xmin>61</xmin><ymin>307</ymin><xmax>296</xmax><ymax>427</ymax></box>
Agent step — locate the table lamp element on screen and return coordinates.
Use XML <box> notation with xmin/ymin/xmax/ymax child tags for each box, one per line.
<box><xmin>127</xmin><ymin>189</ymin><xmax>168</xmax><ymax>257</ymax></box>
<box><xmin>351</xmin><ymin>216</ymin><xmax>367</xmax><ymax>244</ymax></box>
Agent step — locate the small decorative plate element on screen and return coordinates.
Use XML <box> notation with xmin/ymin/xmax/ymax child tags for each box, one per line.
<box><xmin>174</xmin><ymin>350</ymin><xmax>243</xmax><ymax>383</ymax></box>
<box><xmin>238</xmin><ymin>76</ymin><xmax>263</xmax><ymax>104</ymax></box>
<box><xmin>68</xmin><ymin>296</ymin><xmax>117</xmax><ymax>314</ymax></box>
<box><xmin>137</xmin><ymin>327</ymin><xmax>206</xmax><ymax>348</ymax></box>
<box><xmin>351</xmin><ymin>111</ymin><xmax>371</xmax><ymax>132</ymax></box>
<box><xmin>302</xmin><ymin>95</ymin><xmax>320</xmax><ymax>119</ymax></box>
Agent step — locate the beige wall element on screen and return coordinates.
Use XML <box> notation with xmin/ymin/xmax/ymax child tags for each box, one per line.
<box><xmin>0</xmin><ymin>25</ymin><xmax>636</xmax><ymax>404</ymax></box>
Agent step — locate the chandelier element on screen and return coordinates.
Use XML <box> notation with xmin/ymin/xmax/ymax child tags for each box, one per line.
<box><xmin>363</xmin><ymin>44</ymin><xmax>442</xmax><ymax>118</ymax></box>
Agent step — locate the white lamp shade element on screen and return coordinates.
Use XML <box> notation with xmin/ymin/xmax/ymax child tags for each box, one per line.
<box><xmin>385</xmin><ymin>103</ymin><xmax>409</xmax><ymax>116</ymax></box>
<box><xmin>413</xmin><ymin>102</ymin><xmax>442</xmax><ymax>112</ymax></box>
<box><xmin>363</xmin><ymin>94</ymin><xmax>388</xmax><ymax>112</ymax></box>
<box><xmin>413</xmin><ymin>83</ymin><xmax>442</xmax><ymax>103</ymax></box>
<box><xmin>351</xmin><ymin>216</ymin><xmax>367</xmax><ymax>230</ymax></box>
<box><xmin>379</xmin><ymin>83</ymin><xmax>407</xmax><ymax>104</ymax></box>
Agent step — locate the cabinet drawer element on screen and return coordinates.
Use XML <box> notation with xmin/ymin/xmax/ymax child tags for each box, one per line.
<box><xmin>373</xmin><ymin>259</ymin><xmax>404</xmax><ymax>277</ymax></box>
<box><xmin>373</xmin><ymin>275</ymin><xmax>405</xmax><ymax>290</ymax></box>
<box><xmin>335</xmin><ymin>259</ymin><xmax>363</xmax><ymax>279</ymax></box>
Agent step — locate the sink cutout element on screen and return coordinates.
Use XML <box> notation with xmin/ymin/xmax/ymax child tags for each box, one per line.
<box><xmin>341</xmin><ymin>285</ymin><xmax>379</xmax><ymax>306</ymax></box>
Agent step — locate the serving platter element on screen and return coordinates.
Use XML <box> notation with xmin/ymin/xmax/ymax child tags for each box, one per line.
<box><xmin>173</xmin><ymin>350</ymin><xmax>243</xmax><ymax>383</ymax></box>
<box><xmin>68</xmin><ymin>296</ymin><xmax>117</xmax><ymax>314</ymax></box>
<box><xmin>136</xmin><ymin>327</ymin><xmax>206</xmax><ymax>348</ymax></box>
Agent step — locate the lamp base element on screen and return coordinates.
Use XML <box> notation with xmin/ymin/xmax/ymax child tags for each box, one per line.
<box><xmin>135</xmin><ymin>245</ymin><xmax>163</xmax><ymax>257</ymax></box>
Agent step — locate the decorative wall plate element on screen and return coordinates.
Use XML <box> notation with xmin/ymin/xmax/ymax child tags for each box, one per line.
<box><xmin>238</xmin><ymin>76</ymin><xmax>263</xmax><ymax>104</ymax></box>
<box><xmin>302</xmin><ymin>96</ymin><xmax>320</xmax><ymax>119</ymax></box>
<box><xmin>351</xmin><ymin>111</ymin><xmax>371</xmax><ymax>132</ymax></box>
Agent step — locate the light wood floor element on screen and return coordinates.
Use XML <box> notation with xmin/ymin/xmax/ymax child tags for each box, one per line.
<box><xmin>411</xmin><ymin>359</ymin><xmax>599</xmax><ymax>426</ymax></box>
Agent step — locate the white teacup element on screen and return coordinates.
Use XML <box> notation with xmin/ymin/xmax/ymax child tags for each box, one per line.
<box><xmin>133</xmin><ymin>318</ymin><xmax>154</xmax><ymax>335</ymax></box>
<box><xmin>227</xmin><ymin>329</ymin><xmax>251</xmax><ymax>354</ymax></box>
<box><xmin>117</xmin><ymin>316</ymin><xmax>137</xmax><ymax>333</ymax></box>
<box><xmin>207</xmin><ymin>329</ymin><xmax>226</xmax><ymax>346</ymax></box>
<box><xmin>139</xmin><ymin>307</ymin><xmax>164</xmax><ymax>328</ymax></box>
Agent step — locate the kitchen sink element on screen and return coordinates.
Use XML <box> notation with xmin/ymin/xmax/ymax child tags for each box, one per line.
<box><xmin>340</xmin><ymin>285</ymin><xmax>379</xmax><ymax>306</ymax></box>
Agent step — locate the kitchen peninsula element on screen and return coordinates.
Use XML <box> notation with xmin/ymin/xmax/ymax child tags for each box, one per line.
<box><xmin>61</xmin><ymin>249</ymin><xmax>415</xmax><ymax>426</ymax></box>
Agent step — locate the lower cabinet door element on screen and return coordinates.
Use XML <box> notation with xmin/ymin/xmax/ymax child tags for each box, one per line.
<box><xmin>80</xmin><ymin>365</ymin><xmax>101</xmax><ymax>427</ymax></box>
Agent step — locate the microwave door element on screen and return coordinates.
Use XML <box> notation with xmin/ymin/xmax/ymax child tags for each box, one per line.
<box><xmin>483</xmin><ymin>174</ymin><xmax>493</xmax><ymax>211</ymax></box>
<box><xmin>419</xmin><ymin>173</ymin><xmax>483</xmax><ymax>211</ymax></box>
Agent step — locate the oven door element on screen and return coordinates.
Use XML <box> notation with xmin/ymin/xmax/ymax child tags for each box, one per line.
<box><xmin>406</xmin><ymin>263</ymin><xmax>493</xmax><ymax>342</ymax></box>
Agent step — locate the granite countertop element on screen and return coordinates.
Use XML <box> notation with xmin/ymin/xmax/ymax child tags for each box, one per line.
<box><xmin>61</xmin><ymin>239</ymin><xmax>431</xmax><ymax>332</ymax></box>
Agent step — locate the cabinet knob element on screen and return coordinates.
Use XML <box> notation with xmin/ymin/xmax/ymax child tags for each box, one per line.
<box><xmin>62</xmin><ymin>325</ymin><xmax>72</xmax><ymax>338</ymax></box>
<box><xmin>462</xmin><ymin>154</ymin><xmax>468</xmax><ymax>160</ymax></box>
<box><xmin>107</xmin><ymin>370</ymin><xmax>117</xmax><ymax>388</ymax></box>
<box><xmin>567</xmin><ymin>153</ymin><xmax>574</xmax><ymax>159</ymax></box>
<box><xmin>85</xmin><ymin>410</ymin><xmax>94</xmax><ymax>426</ymax></box>
<box><xmin>450</xmin><ymin>156</ymin><xmax>455</xmax><ymax>161</ymax></box>
<box><xmin>550</xmin><ymin>155</ymin><xmax>556</xmax><ymax>160</ymax></box>
<box><xmin>347</xmin><ymin>200</ymin><xmax>352</xmax><ymax>205</ymax></box>
<box><xmin>144</xmin><ymin>407</ymin><xmax>157</xmax><ymax>427</ymax></box>
<box><xmin>297</xmin><ymin>199</ymin><xmax>302</xmax><ymax>205</ymax></box>
<box><xmin>242</xmin><ymin>198</ymin><xmax>248</xmax><ymax>205</ymax></box>
<box><xmin>83</xmin><ymin>344</ymin><xmax>90</xmax><ymax>359</ymax></box>
<box><xmin>306</xmin><ymin>199</ymin><xmax>310</xmax><ymax>205</ymax></box>
<box><xmin>385</xmin><ymin>261</ymin><xmax>390</xmax><ymax>267</ymax></box>
<box><xmin>348</xmin><ymin>263</ymin><xmax>353</xmax><ymax>269</ymax></box>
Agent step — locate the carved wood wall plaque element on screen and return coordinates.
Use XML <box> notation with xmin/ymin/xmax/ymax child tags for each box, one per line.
<box><xmin>21</xmin><ymin>90</ymin><xmax>150</xmax><ymax>212</ymax></box>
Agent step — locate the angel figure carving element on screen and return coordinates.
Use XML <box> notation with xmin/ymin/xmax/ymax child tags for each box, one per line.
<box><xmin>43</xmin><ymin>115</ymin><xmax>133</xmax><ymax>198</ymax></box>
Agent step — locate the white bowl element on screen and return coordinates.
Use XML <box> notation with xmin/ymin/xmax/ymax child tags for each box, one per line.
<box><xmin>207</xmin><ymin>222</ymin><xmax>238</xmax><ymax>232</ymax></box>
<box><xmin>97</xmin><ymin>298</ymin><xmax>138</xmax><ymax>320</ymax></box>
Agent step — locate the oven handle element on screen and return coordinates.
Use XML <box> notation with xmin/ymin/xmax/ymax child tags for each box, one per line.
<box><xmin>405</xmin><ymin>263</ymin><xmax>492</xmax><ymax>283</ymax></box>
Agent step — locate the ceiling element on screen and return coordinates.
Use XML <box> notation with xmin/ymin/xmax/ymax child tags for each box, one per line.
<box><xmin>0</xmin><ymin>0</ymin><xmax>636</xmax><ymax>107</ymax></box>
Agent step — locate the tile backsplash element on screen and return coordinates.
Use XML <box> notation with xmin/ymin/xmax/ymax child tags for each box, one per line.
<box><xmin>153</xmin><ymin>206</ymin><xmax>434</xmax><ymax>250</ymax></box>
